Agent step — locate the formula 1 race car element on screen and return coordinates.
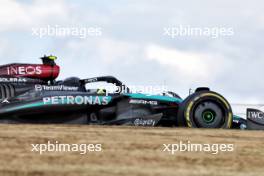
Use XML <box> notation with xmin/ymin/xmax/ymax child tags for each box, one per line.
<box><xmin>0</xmin><ymin>56</ymin><xmax>250</xmax><ymax>129</ymax></box>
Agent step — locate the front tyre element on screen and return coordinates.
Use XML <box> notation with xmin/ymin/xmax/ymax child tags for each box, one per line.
<box><xmin>178</xmin><ymin>91</ymin><xmax>232</xmax><ymax>128</ymax></box>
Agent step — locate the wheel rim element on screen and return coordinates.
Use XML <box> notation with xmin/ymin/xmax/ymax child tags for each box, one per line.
<box><xmin>202</xmin><ymin>110</ymin><xmax>215</xmax><ymax>123</ymax></box>
<box><xmin>193</xmin><ymin>101</ymin><xmax>224</xmax><ymax>127</ymax></box>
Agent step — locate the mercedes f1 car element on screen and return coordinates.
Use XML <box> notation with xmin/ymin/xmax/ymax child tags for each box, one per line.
<box><xmin>0</xmin><ymin>56</ymin><xmax>256</xmax><ymax>129</ymax></box>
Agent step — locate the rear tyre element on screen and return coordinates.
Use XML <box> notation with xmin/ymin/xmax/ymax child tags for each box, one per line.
<box><xmin>177</xmin><ymin>91</ymin><xmax>232</xmax><ymax>128</ymax></box>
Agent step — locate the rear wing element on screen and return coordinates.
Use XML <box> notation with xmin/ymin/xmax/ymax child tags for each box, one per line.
<box><xmin>0</xmin><ymin>55</ymin><xmax>59</xmax><ymax>82</ymax></box>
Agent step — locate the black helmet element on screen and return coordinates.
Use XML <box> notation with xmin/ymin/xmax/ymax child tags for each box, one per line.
<box><xmin>41</xmin><ymin>55</ymin><xmax>57</xmax><ymax>66</ymax></box>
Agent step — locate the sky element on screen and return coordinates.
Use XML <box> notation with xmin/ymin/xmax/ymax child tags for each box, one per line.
<box><xmin>0</xmin><ymin>0</ymin><xmax>263</xmax><ymax>108</ymax></box>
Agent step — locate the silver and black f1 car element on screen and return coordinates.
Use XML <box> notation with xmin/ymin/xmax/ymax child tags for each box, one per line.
<box><xmin>0</xmin><ymin>56</ymin><xmax>254</xmax><ymax>129</ymax></box>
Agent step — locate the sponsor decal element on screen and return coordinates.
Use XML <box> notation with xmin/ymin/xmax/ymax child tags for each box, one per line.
<box><xmin>247</xmin><ymin>108</ymin><xmax>264</xmax><ymax>128</ymax></box>
<box><xmin>43</xmin><ymin>96</ymin><xmax>111</xmax><ymax>105</ymax></box>
<box><xmin>35</xmin><ymin>85</ymin><xmax>79</xmax><ymax>91</ymax></box>
<box><xmin>129</xmin><ymin>99</ymin><xmax>158</xmax><ymax>105</ymax></box>
<box><xmin>134</xmin><ymin>118</ymin><xmax>156</xmax><ymax>126</ymax></box>
<box><xmin>7</xmin><ymin>66</ymin><xmax>42</xmax><ymax>75</ymax></box>
<box><xmin>0</xmin><ymin>77</ymin><xmax>27</xmax><ymax>83</ymax></box>
<box><xmin>90</xmin><ymin>113</ymin><xmax>98</xmax><ymax>122</ymax></box>
<box><xmin>247</xmin><ymin>109</ymin><xmax>264</xmax><ymax>120</ymax></box>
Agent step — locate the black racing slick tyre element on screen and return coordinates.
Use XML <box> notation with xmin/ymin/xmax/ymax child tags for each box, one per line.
<box><xmin>177</xmin><ymin>91</ymin><xmax>233</xmax><ymax>129</ymax></box>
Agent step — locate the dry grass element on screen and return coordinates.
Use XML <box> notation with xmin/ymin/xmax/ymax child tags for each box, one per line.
<box><xmin>0</xmin><ymin>125</ymin><xmax>263</xmax><ymax>176</ymax></box>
